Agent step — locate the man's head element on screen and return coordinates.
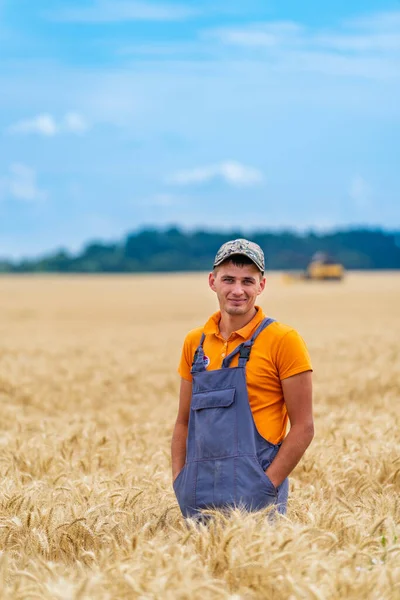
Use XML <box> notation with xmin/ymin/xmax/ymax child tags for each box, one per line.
<box><xmin>213</xmin><ymin>238</ymin><xmax>265</xmax><ymax>274</ymax></box>
<box><xmin>209</xmin><ymin>239</ymin><xmax>266</xmax><ymax>317</ymax></box>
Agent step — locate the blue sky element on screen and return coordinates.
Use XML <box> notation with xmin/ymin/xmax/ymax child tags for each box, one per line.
<box><xmin>1</xmin><ymin>1</ymin><xmax>399</xmax><ymax>258</ymax></box>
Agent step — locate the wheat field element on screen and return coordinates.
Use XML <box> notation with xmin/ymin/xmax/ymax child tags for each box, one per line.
<box><xmin>0</xmin><ymin>272</ymin><xmax>399</xmax><ymax>599</ymax></box>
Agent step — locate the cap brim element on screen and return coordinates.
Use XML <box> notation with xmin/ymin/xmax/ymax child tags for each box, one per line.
<box><xmin>213</xmin><ymin>252</ymin><xmax>264</xmax><ymax>272</ymax></box>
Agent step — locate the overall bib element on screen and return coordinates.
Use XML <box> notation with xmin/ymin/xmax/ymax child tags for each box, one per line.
<box><xmin>173</xmin><ymin>317</ymin><xmax>289</xmax><ymax>519</ymax></box>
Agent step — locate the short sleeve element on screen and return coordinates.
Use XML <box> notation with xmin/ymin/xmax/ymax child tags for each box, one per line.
<box><xmin>275</xmin><ymin>329</ymin><xmax>313</xmax><ymax>380</ymax></box>
<box><xmin>178</xmin><ymin>336</ymin><xmax>194</xmax><ymax>382</ymax></box>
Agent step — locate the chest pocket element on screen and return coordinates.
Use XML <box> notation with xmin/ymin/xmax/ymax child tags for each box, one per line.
<box><xmin>191</xmin><ymin>388</ymin><xmax>236</xmax><ymax>459</ymax></box>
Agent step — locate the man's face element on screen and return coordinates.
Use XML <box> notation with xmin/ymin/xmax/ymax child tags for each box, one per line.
<box><xmin>209</xmin><ymin>261</ymin><xmax>266</xmax><ymax>317</ymax></box>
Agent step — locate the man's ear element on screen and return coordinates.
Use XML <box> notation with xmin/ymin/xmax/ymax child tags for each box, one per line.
<box><xmin>258</xmin><ymin>276</ymin><xmax>266</xmax><ymax>294</ymax></box>
<box><xmin>209</xmin><ymin>271</ymin><xmax>217</xmax><ymax>292</ymax></box>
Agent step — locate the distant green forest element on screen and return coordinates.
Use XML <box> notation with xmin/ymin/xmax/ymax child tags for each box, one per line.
<box><xmin>1</xmin><ymin>228</ymin><xmax>400</xmax><ymax>273</ymax></box>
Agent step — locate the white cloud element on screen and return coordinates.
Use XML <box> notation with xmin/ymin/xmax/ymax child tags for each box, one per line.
<box><xmin>48</xmin><ymin>0</ymin><xmax>198</xmax><ymax>23</ymax></box>
<box><xmin>1</xmin><ymin>164</ymin><xmax>47</xmax><ymax>203</ymax></box>
<box><xmin>349</xmin><ymin>175</ymin><xmax>372</xmax><ymax>208</ymax></box>
<box><xmin>347</xmin><ymin>11</ymin><xmax>400</xmax><ymax>31</ymax></box>
<box><xmin>206</xmin><ymin>10</ymin><xmax>400</xmax><ymax>79</ymax></box>
<box><xmin>315</xmin><ymin>33</ymin><xmax>400</xmax><ymax>52</ymax></box>
<box><xmin>315</xmin><ymin>10</ymin><xmax>400</xmax><ymax>53</ymax></box>
<box><xmin>206</xmin><ymin>21</ymin><xmax>303</xmax><ymax>48</ymax></box>
<box><xmin>168</xmin><ymin>161</ymin><xmax>264</xmax><ymax>187</ymax></box>
<box><xmin>62</xmin><ymin>112</ymin><xmax>89</xmax><ymax>134</ymax></box>
<box><xmin>209</xmin><ymin>10</ymin><xmax>400</xmax><ymax>51</ymax></box>
<box><xmin>8</xmin><ymin>114</ymin><xmax>58</xmax><ymax>136</ymax></box>
<box><xmin>7</xmin><ymin>112</ymin><xmax>89</xmax><ymax>136</ymax></box>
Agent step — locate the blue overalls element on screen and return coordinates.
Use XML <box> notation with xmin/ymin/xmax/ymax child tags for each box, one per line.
<box><xmin>173</xmin><ymin>317</ymin><xmax>289</xmax><ymax>519</ymax></box>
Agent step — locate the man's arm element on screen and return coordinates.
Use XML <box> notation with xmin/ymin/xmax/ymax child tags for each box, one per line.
<box><xmin>265</xmin><ymin>370</ymin><xmax>314</xmax><ymax>488</ymax></box>
<box><xmin>171</xmin><ymin>378</ymin><xmax>192</xmax><ymax>481</ymax></box>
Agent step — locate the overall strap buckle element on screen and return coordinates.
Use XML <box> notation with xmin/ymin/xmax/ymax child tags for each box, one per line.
<box><xmin>239</xmin><ymin>345</ymin><xmax>251</xmax><ymax>361</ymax></box>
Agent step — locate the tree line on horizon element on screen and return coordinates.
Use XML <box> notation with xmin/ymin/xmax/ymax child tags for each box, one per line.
<box><xmin>1</xmin><ymin>227</ymin><xmax>400</xmax><ymax>273</ymax></box>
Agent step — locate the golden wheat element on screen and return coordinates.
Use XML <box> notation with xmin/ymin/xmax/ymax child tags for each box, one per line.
<box><xmin>0</xmin><ymin>272</ymin><xmax>399</xmax><ymax>599</ymax></box>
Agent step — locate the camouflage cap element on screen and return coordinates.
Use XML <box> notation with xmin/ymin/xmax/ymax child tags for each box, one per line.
<box><xmin>213</xmin><ymin>238</ymin><xmax>265</xmax><ymax>273</ymax></box>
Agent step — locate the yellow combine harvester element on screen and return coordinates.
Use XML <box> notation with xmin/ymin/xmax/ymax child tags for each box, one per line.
<box><xmin>283</xmin><ymin>252</ymin><xmax>345</xmax><ymax>282</ymax></box>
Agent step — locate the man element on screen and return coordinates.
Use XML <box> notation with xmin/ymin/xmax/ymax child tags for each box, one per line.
<box><xmin>171</xmin><ymin>239</ymin><xmax>314</xmax><ymax>518</ymax></box>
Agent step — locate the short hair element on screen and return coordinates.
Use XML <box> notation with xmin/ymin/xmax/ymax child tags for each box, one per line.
<box><xmin>214</xmin><ymin>254</ymin><xmax>264</xmax><ymax>276</ymax></box>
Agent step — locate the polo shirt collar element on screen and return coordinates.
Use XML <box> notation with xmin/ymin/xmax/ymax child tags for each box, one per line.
<box><xmin>203</xmin><ymin>306</ymin><xmax>266</xmax><ymax>339</ymax></box>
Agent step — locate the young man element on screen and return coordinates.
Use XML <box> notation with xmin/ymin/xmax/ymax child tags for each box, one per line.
<box><xmin>171</xmin><ymin>239</ymin><xmax>314</xmax><ymax>518</ymax></box>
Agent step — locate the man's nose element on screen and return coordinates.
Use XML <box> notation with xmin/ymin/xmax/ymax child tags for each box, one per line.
<box><xmin>232</xmin><ymin>283</ymin><xmax>244</xmax><ymax>295</ymax></box>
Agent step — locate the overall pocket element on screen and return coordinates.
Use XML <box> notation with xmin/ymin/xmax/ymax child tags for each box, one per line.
<box><xmin>173</xmin><ymin>462</ymin><xmax>196</xmax><ymax>518</ymax></box>
<box><xmin>251</xmin><ymin>457</ymin><xmax>278</xmax><ymax>497</ymax></box>
<box><xmin>234</xmin><ymin>456</ymin><xmax>277</xmax><ymax>512</ymax></box>
<box><xmin>191</xmin><ymin>388</ymin><xmax>236</xmax><ymax>459</ymax></box>
<box><xmin>173</xmin><ymin>465</ymin><xmax>186</xmax><ymax>490</ymax></box>
<box><xmin>260</xmin><ymin>469</ymin><xmax>278</xmax><ymax>497</ymax></box>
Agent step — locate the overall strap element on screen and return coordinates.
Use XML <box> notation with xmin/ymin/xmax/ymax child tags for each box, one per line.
<box><xmin>190</xmin><ymin>333</ymin><xmax>206</xmax><ymax>373</ymax></box>
<box><xmin>250</xmin><ymin>317</ymin><xmax>276</xmax><ymax>344</ymax></box>
<box><xmin>222</xmin><ymin>317</ymin><xmax>275</xmax><ymax>368</ymax></box>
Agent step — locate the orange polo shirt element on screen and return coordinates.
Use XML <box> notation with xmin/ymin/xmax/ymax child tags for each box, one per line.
<box><xmin>178</xmin><ymin>307</ymin><xmax>312</xmax><ymax>444</ymax></box>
